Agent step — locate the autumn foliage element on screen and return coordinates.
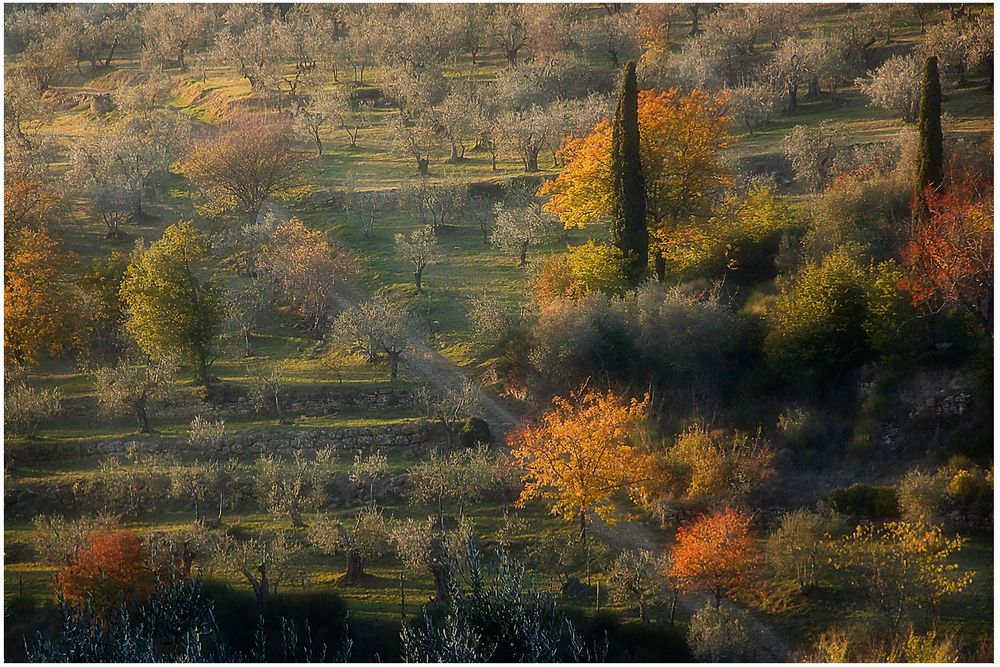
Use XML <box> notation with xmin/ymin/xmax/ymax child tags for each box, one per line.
<box><xmin>668</xmin><ymin>508</ymin><xmax>758</xmax><ymax>607</ymax></box>
<box><xmin>262</xmin><ymin>217</ymin><xmax>359</xmax><ymax>331</ymax></box>
<box><xmin>55</xmin><ymin>529</ymin><xmax>153</xmax><ymax>618</ymax></box>
<box><xmin>539</xmin><ymin>88</ymin><xmax>731</xmax><ymax>278</ymax></box>
<box><xmin>900</xmin><ymin>181</ymin><xmax>993</xmax><ymax>331</ymax></box>
<box><xmin>180</xmin><ymin>114</ymin><xmax>305</xmax><ymax>221</ymax></box>
<box><xmin>508</xmin><ymin>388</ymin><xmax>649</xmax><ymax>537</ymax></box>
<box><xmin>5</xmin><ymin>176</ymin><xmax>58</xmax><ymax>233</ymax></box>
<box><xmin>4</xmin><ymin>228</ymin><xmax>83</xmax><ymax>365</ymax></box>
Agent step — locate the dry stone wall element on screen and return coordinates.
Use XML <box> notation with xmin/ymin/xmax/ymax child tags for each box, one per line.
<box><xmin>7</xmin><ymin>421</ymin><xmax>433</xmax><ymax>464</ymax></box>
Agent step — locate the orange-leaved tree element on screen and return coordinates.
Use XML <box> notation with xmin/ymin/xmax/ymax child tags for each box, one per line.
<box><xmin>55</xmin><ymin>529</ymin><xmax>153</xmax><ymax>619</ymax></box>
<box><xmin>508</xmin><ymin>387</ymin><xmax>649</xmax><ymax>545</ymax></box>
<box><xmin>540</xmin><ymin>89</ymin><xmax>732</xmax><ymax>281</ymax></box>
<box><xmin>4</xmin><ymin>176</ymin><xmax>58</xmax><ymax>233</ymax></box>
<box><xmin>4</xmin><ymin>228</ymin><xmax>83</xmax><ymax>366</ymax></box>
<box><xmin>900</xmin><ymin>181</ymin><xmax>993</xmax><ymax>333</ymax></box>
<box><xmin>668</xmin><ymin>507</ymin><xmax>758</xmax><ymax>608</ymax></box>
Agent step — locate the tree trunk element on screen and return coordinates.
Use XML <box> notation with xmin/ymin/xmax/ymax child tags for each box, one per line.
<box><xmin>196</xmin><ymin>356</ymin><xmax>211</xmax><ymax>387</ymax></box>
<box><xmin>132</xmin><ymin>194</ymin><xmax>144</xmax><ymax>221</ymax></box>
<box><xmin>344</xmin><ymin>552</ymin><xmax>365</xmax><ymax>582</ymax></box>
<box><xmin>388</xmin><ymin>351</ymin><xmax>400</xmax><ymax>382</ymax></box>
<box><xmin>525</xmin><ymin>150</ymin><xmax>539</xmax><ymax>173</ymax></box>
<box><xmin>447</xmin><ymin>143</ymin><xmax>460</xmax><ymax>163</ymax></box>
<box><xmin>654</xmin><ymin>247</ymin><xmax>666</xmax><ymax>282</ymax></box>
<box><xmin>104</xmin><ymin>38</ymin><xmax>118</xmax><ymax>67</ymax></box>
<box><xmin>274</xmin><ymin>388</ymin><xmax>288</xmax><ymax>425</ymax></box>
<box><xmin>639</xmin><ymin>599</ymin><xmax>649</xmax><ymax>624</ymax></box>
<box><xmin>135</xmin><ymin>405</ymin><xmax>152</xmax><ymax>434</ymax></box>
<box><xmin>289</xmin><ymin>507</ymin><xmax>305</xmax><ymax>529</ymax></box>
<box><xmin>429</xmin><ymin>561</ymin><xmax>451</xmax><ymax>603</ymax></box>
<box><xmin>807</xmin><ymin>76</ymin><xmax>819</xmax><ymax>97</ymax></box>
<box><xmin>417</xmin><ymin>158</ymin><xmax>429</xmax><ymax>176</ymax></box>
<box><xmin>786</xmin><ymin>83</ymin><xmax>797</xmax><ymax>112</ymax></box>
<box><xmin>414</xmin><ymin>267</ymin><xmax>423</xmax><ymax>292</ymax></box>
<box><xmin>314</xmin><ymin>131</ymin><xmax>323</xmax><ymax>157</ymax></box>
<box><xmin>519</xmin><ymin>241</ymin><xmax>528</xmax><ymax>267</ymax></box>
<box><xmin>178</xmin><ymin>45</ymin><xmax>187</xmax><ymax>72</ymax></box>
<box><xmin>506</xmin><ymin>48</ymin><xmax>517</xmax><ymax>66</ymax></box>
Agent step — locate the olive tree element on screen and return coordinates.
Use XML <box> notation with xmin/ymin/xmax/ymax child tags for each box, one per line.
<box><xmin>765</xmin><ymin>508</ymin><xmax>846</xmax><ymax>591</ymax></box>
<box><xmin>93</xmin><ymin>356</ymin><xmax>175</xmax><ymax>434</ymax></box>
<box><xmin>395</xmin><ymin>225</ymin><xmax>439</xmax><ymax>293</ymax></box>
<box><xmin>607</xmin><ymin>548</ymin><xmax>668</xmax><ymax>623</ymax></box>
<box><xmin>255</xmin><ymin>452</ymin><xmax>326</xmax><ymax>528</ymax></box>
<box><xmin>351</xmin><ymin>450</ymin><xmax>390</xmax><ymax>508</ymax></box>
<box><xmin>308</xmin><ymin>506</ymin><xmax>389</xmax><ymax>583</ymax></box>
<box><xmin>4</xmin><ymin>380</ymin><xmax>62</xmax><ymax>440</ymax></box>
<box><xmin>331</xmin><ymin>297</ymin><xmax>412</xmax><ymax>381</ymax></box>
<box><xmin>856</xmin><ymin>54</ymin><xmax>922</xmax><ymax>123</ymax></box>
<box><xmin>209</xmin><ymin>531</ymin><xmax>301</xmax><ymax>605</ymax></box>
<box><xmin>490</xmin><ymin>201</ymin><xmax>558</xmax><ymax>266</ymax></box>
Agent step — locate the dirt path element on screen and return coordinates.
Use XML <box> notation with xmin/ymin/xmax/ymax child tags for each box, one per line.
<box><xmin>592</xmin><ymin>514</ymin><xmax>794</xmax><ymax>663</ymax></box>
<box><xmin>259</xmin><ymin>203</ymin><xmax>520</xmax><ymax>434</ymax></box>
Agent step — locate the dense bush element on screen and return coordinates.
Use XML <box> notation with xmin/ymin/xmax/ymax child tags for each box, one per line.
<box><xmin>401</xmin><ymin>541</ymin><xmax>606</xmax><ymax>662</ymax></box>
<box><xmin>530</xmin><ymin>284</ymin><xmax>746</xmax><ymax>399</ymax></box>
<box><xmin>826</xmin><ymin>483</ymin><xmax>900</xmax><ymax>520</ymax></box>
<box><xmin>460</xmin><ymin>417</ymin><xmax>493</xmax><ymax>447</ymax></box>
<box><xmin>764</xmin><ymin>250</ymin><xmax>913</xmax><ymax>384</ymax></box>
<box><xmin>802</xmin><ymin>170</ymin><xmax>909</xmax><ymax>263</ymax></box>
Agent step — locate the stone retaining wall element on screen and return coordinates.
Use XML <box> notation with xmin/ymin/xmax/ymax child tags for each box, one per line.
<box><xmin>58</xmin><ymin>386</ymin><xmax>415</xmax><ymax>423</ymax></box>
<box><xmin>7</xmin><ymin>421</ymin><xmax>433</xmax><ymax>463</ymax></box>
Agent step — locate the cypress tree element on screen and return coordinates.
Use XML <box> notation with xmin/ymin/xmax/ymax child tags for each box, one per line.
<box><xmin>610</xmin><ymin>61</ymin><xmax>647</xmax><ymax>287</ymax></box>
<box><xmin>914</xmin><ymin>55</ymin><xmax>944</xmax><ymax>208</ymax></box>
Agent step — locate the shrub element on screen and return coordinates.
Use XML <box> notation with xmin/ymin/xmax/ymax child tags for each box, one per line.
<box><xmin>566</xmin><ymin>241</ymin><xmax>626</xmax><ymax>296</ymax></box>
<box><xmin>776</xmin><ymin>406</ymin><xmax>826</xmax><ymax>454</ymax></box>
<box><xmin>897</xmin><ymin>469</ymin><xmax>948</xmax><ymax>525</ymax></box>
<box><xmin>826</xmin><ymin>483</ymin><xmax>900</xmax><ymax>520</ymax></box>
<box><xmin>460</xmin><ymin>417</ymin><xmax>492</xmax><ymax>447</ymax></box>
<box><xmin>4</xmin><ymin>381</ymin><xmax>62</xmax><ymax>439</ymax></box>
<box><xmin>686</xmin><ymin>602</ymin><xmax>751</xmax><ymax>662</ymax></box>
<box><xmin>803</xmin><ymin>171</ymin><xmax>908</xmax><ymax>263</ymax></box>
<box><xmin>764</xmin><ymin>250</ymin><xmax>913</xmax><ymax>383</ymax></box>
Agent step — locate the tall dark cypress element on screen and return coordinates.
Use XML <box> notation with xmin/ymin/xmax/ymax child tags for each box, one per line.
<box><xmin>610</xmin><ymin>61</ymin><xmax>647</xmax><ymax>288</ymax></box>
<box><xmin>914</xmin><ymin>55</ymin><xmax>944</xmax><ymax>207</ymax></box>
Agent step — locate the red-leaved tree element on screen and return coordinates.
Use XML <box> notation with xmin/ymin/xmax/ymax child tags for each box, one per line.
<box><xmin>901</xmin><ymin>181</ymin><xmax>993</xmax><ymax>333</ymax></box>
<box><xmin>667</xmin><ymin>507</ymin><xmax>758</xmax><ymax>608</ymax></box>
<box><xmin>55</xmin><ymin>529</ymin><xmax>153</xmax><ymax>618</ymax></box>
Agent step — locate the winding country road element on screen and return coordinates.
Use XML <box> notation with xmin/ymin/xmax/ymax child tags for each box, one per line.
<box><xmin>259</xmin><ymin>202</ymin><xmax>520</xmax><ymax>434</ymax></box>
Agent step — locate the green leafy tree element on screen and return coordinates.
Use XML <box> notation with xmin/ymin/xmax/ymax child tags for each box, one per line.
<box><xmin>120</xmin><ymin>221</ymin><xmax>221</xmax><ymax>385</ymax></box>
<box><xmin>610</xmin><ymin>61</ymin><xmax>647</xmax><ymax>287</ymax></box>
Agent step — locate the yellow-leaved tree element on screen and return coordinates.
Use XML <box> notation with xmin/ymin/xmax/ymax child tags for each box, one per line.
<box><xmin>829</xmin><ymin>521</ymin><xmax>974</xmax><ymax>636</ymax></box>
<box><xmin>540</xmin><ymin>88</ymin><xmax>732</xmax><ymax>281</ymax></box>
<box><xmin>508</xmin><ymin>387</ymin><xmax>649</xmax><ymax>545</ymax></box>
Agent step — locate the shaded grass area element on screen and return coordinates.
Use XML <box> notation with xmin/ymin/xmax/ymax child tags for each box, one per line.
<box><xmin>748</xmin><ymin>537</ymin><xmax>994</xmax><ymax>653</ymax></box>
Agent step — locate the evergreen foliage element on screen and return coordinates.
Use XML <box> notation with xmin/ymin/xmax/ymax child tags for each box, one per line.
<box><xmin>914</xmin><ymin>56</ymin><xmax>944</xmax><ymax>203</ymax></box>
<box><xmin>609</xmin><ymin>61</ymin><xmax>647</xmax><ymax>287</ymax></box>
